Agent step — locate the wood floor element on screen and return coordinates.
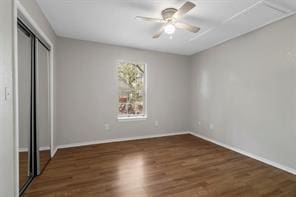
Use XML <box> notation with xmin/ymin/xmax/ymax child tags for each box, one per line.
<box><xmin>19</xmin><ymin>150</ymin><xmax>51</xmax><ymax>189</ymax></box>
<box><xmin>19</xmin><ymin>151</ymin><xmax>29</xmax><ymax>188</ymax></box>
<box><xmin>24</xmin><ymin>134</ymin><xmax>296</xmax><ymax>197</ymax></box>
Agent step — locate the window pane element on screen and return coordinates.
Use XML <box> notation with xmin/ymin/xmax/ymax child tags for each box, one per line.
<box><xmin>118</xmin><ymin>62</ymin><xmax>145</xmax><ymax>118</ymax></box>
<box><xmin>134</xmin><ymin>102</ymin><xmax>144</xmax><ymax>115</ymax></box>
<box><xmin>118</xmin><ymin>103</ymin><xmax>127</xmax><ymax>115</ymax></box>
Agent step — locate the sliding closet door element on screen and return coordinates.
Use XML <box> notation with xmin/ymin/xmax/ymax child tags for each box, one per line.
<box><xmin>36</xmin><ymin>40</ymin><xmax>51</xmax><ymax>174</ymax></box>
<box><xmin>17</xmin><ymin>27</ymin><xmax>33</xmax><ymax>189</ymax></box>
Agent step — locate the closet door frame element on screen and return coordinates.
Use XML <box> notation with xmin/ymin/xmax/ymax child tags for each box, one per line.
<box><xmin>17</xmin><ymin>3</ymin><xmax>54</xmax><ymax>158</ymax></box>
<box><xmin>17</xmin><ymin>19</ymin><xmax>36</xmax><ymax>196</ymax></box>
<box><xmin>17</xmin><ymin>18</ymin><xmax>52</xmax><ymax>196</ymax></box>
<box><xmin>16</xmin><ymin>3</ymin><xmax>54</xmax><ymax>196</ymax></box>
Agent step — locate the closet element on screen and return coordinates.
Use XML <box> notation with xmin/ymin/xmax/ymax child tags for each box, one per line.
<box><xmin>18</xmin><ymin>16</ymin><xmax>51</xmax><ymax>196</ymax></box>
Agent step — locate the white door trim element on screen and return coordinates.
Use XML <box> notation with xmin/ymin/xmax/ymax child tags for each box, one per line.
<box><xmin>16</xmin><ymin>1</ymin><xmax>55</xmax><ymax>158</ymax></box>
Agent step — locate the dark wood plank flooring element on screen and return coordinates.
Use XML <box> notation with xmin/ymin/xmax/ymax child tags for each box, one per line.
<box><xmin>25</xmin><ymin>134</ymin><xmax>296</xmax><ymax>196</ymax></box>
<box><xmin>19</xmin><ymin>151</ymin><xmax>29</xmax><ymax>188</ymax></box>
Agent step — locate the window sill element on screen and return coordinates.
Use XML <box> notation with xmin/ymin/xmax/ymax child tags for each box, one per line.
<box><xmin>118</xmin><ymin>116</ymin><xmax>147</xmax><ymax>122</ymax></box>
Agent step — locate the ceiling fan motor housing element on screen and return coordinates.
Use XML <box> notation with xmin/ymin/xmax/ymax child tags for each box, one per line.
<box><xmin>136</xmin><ymin>2</ymin><xmax>199</xmax><ymax>38</ymax></box>
<box><xmin>161</xmin><ymin>8</ymin><xmax>177</xmax><ymax>21</ymax></box>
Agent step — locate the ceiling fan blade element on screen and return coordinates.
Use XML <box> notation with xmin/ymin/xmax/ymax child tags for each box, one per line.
<box><xmin>175</xmin><ymin>22</ymin><xmax>200</xmax><ymax>33</ymax></box>
<box><xmin>135</xmin><ymin>16</ymin><xmax>165</xmax><ymax>23</ymax></box>
<box><xmin>173</xmin><ymin>1</ymin><xmax>196</xmax><ymax>19</ymax></box>
<box><xmin>152</xmin><ymin>26</ymin><xmax>165</xmax><ymax>39</ymax></box>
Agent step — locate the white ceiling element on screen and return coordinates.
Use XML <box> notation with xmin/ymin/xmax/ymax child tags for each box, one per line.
<box><xmin>37</xmin><ymin>0</ymin><xmax>296</xmax><ymax>55</ymax></box>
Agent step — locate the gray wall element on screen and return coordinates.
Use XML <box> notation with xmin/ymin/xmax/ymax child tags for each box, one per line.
<box><xmin>55</xmin><ymin>37</ymin><xmax>191</xmax><ymax>145</ymax></box>
<box><xmin>0</xmin><ymin>0</ymin><xmax>16</xmax><ymax>196</ymax></box>
<box><xmin>190</xmin><ymin>15</ymin><xmax>296</xmax><ymax>170</ymax></box>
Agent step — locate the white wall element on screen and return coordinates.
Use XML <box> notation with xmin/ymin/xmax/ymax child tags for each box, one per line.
<box><xmin>55</xmin><ymin>37</ymin><xmax>191</xmax><ymax>146</ymax></box>
<box><xmin>190</xmin><ymin>14</ymin><xmax>296</xmax><ymax>171</ymax></box>
<box><xmin>0</xmin><ymin>0</ymin><xmax>16</xmax><ymax>196</ymax></box>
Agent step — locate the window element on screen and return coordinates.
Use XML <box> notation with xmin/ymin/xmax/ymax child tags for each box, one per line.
<box><xmin>117</xmin><ymin>61</ymin><xmax>146</xmax><ymax>120</ymax></box>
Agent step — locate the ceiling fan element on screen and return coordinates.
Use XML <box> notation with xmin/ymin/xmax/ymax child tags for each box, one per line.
<box><xmin>135</xmin><ymin>1</ymin><xmax>200</xmax><ymax>39</ymax></box>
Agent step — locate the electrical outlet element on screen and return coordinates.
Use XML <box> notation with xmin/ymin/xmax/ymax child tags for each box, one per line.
<box><xmin>104</xmin><ymin>124</ymin><xmax>110</xmax><ymax>131</ymax></box>
<box><xmin>194</xmin><ymin>123</ymin><xmax>198</xmax><ymax>129</ymax></box>
<box><xmin>154</xmin><ymin>121</ymin><xmax>159</xmax><ymax>127</ymax></box>
<box><xmin>209</xmin><ymin>123</ymin><xmax>214</xmax><ymax>131</ymax></box>
<box><xmin>198</xmin><ymin>121</ymin><xmax>201</xmax><ymax>126</ymax></box>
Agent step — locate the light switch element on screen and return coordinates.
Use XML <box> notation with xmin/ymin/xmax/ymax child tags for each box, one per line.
<box><xmin>4</xmin><ymin>87</ymin><xmax>12</xmax><ymax>101</ymax></box>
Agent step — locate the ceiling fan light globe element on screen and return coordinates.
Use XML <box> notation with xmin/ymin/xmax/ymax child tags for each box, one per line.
<box><xmin>164</xmin><ymin>24</ymin><xmax>176</xmax><ymax>34</ymax></box>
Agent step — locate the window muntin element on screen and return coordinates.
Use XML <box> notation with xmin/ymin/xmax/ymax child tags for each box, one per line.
<box><xmin>117</xmin><ymin>62</ymin><xmax>146</xmax><ymax>119</ymax></box>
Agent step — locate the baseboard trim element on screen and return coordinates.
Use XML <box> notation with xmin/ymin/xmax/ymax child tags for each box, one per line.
<box><xmin>51</xmin><ymin>146</ymin><xmax>58</xmax><ymax>158</ymax></box>
<box><xmin>189</xmin><ymin>132</ymin><xmax>296</xmax><ymax>175</ymax></box>
<box><xmin>55</xmin><ymin>131</ymin><xmax>190</xmax><ymax>152</ymax></box>
<box><xmin>19</xmin><ymin>146</ymin><xmax>50</xmax><ymax>152</ymax></box>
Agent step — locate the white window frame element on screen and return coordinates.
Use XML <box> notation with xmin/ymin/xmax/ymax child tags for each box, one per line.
<box><xmin>117</xmin><ymin>60</ymin><xmax>148</xmax><ymax>121</ymax></box>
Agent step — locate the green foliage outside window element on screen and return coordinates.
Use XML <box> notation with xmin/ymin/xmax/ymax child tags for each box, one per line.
<box><xmin>118</xmin><ymin>62</ymin><xmax>145</xmax><ymax>116</ymax></box>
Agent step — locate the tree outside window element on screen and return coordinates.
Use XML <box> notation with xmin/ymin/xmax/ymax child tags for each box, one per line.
<box><xmin>118</xmin><ymin>62</ymin><xmax>146</xmax><ymax>118</ymax></box>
